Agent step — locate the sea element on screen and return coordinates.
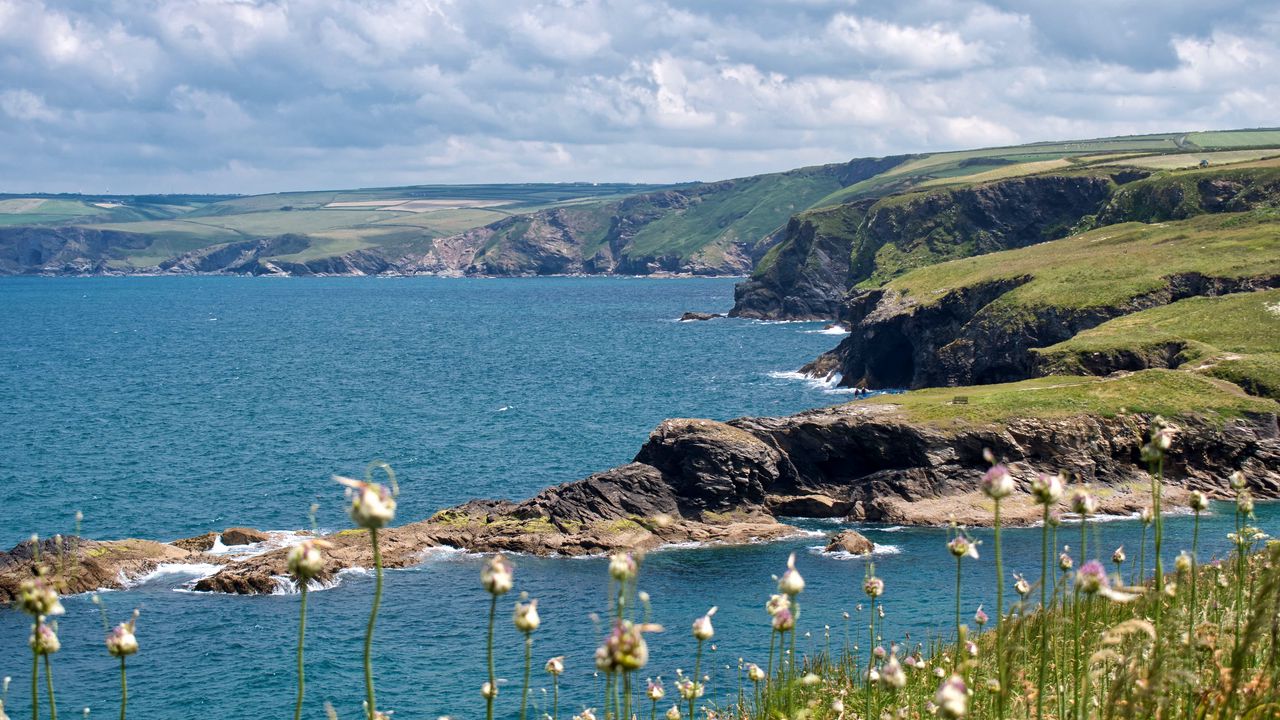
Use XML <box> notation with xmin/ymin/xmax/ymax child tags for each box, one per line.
<box><xmin>0</xmin><ymin>276</ymin><xmax>1271</xmax><ymax>719</ymax></box>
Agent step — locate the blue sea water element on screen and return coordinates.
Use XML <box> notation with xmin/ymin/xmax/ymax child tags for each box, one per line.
<box><xmin>0</xmin><ymin>277</ymin><xmax>1273</xmax><ymax>719</ymax></box>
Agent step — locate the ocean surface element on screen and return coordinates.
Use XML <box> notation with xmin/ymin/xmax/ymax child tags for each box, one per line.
<box><xmin>0</xmin><ymin>276</ymin><xmax>1272</xmax><ymax>719</ymax></box>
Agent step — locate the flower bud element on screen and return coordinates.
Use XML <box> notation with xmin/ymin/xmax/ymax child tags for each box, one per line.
<box><xmin>1014</xmin><ymin>575</ymin><xmax>1031</xmax><ymax>597</ymax></box>
<box><xmin>981</xmin><ymin>465</ymin><xmax>1014</xmax><ymax>500</ymax></box>
<box><xmin>1175</xmin><ymin>552</ymin><xmax>1193</xmax><ymax>574</ymax></box>
<box><xmin>1076</xmin><ymin>560</ymin><xmax>1107</xmax><ymax>595</ymax></box>
<box><xmin>1189</xmin><ymin>491</ymin><xmax>1209</xmax><ymax>512</ymax></box>
<box><xmin>778</xmin><ymin>553</ymin><xmax>804</xmax><ymax>596</ymax></box>
<box><xmin>335</xmin><ymin>476</ymin><xmax>396</xmax><ymax>529</ymax></box>
<box><xmin>1229</xmin><ymin>470</ymin><xmax>1246</xmax><ymax>490</ymax></box>
<box><xmin>747</xmin><ymin>663</ymin><xmax>765</xmax><ymax>683</ymax></box>
<box><xmin>1237</xmin><ymin>491</ymin><xmax>1255</xmax><ymax>516</ymax></box>
<box><xmin>947</xmin><ymin>535</ymin><xmax>979</xmax><ymax>560</ymax></box>
<box><xmin>665</xmin><ymin>706</ymin><xmax>681</xmax><ymax>720</ymax></box>
<box><xmin>30</xmin><ymin>623</ymin><xmax>60</xmax><ymax>656</ymax></box>
<box><xmin>765</xmin><ymin>593</ymin><xmax>790</xmax><ymax>617</ymax></box>
<box><xmin>287</xmin><ymin>539</ymin><xmax>328</xmax><ymax>582</ymax></box>
<box><xmin>1070</xmin><ymin>487</ymin><xmax>1097</xmax><ymax>517</ymax></box>
<box><xmin>1112</xmin><ymin>547</ymin><xmax>1126</xmax><ymax>565</ymax></box>
<box><xmin>1031</xmin><ymin>473</ymin><xmax>1064</xmax><ymax>505</ymax></box>
<box><xmin>480</xmin><ymin>682</ymin><xmax>497</xmax><ymax>700</ymax></box>
<box><xmin>609</xmin><ymin>553</ymin><xmax>637</xmax><ymax>582</ymax></box>
<box><xmin>105</xmin><ymin>612</ymin><xmax>139</xmax><ymax>657</ymax></box>
<box><xmin>864</xmin><ymin>575</ymin><xmax>884</xmax><ymax>599</ymax></box>
<box><xmin>771</xmin><ymin>607</ymin><xmax>795</xmax><ymax>633</ymax></box>
<box><xmin>514</xmin><ymin>599</ymin><xmax>540</xmax><ymax>633</ymax></box>
<box><xmin>692</xmin><ymin>607</ymin><xmax>716</xmax><ymax>641</ymax></box>
<box><xmin>936</xmin><ymin>675</ymin><xmax>969</xmax><ymax>719</ymax></box>
<box><xmin>647</xmin><ymin>680</ymin><xmax>665</xmax><ymax>701</ymax></box>
<box><xmin>17</xmin><ymin>578</ymin><xmax>64</xmax><ymax>619</ymax></box>
<box><xmin>481</xmin><ymin>554</ymin><xmax>514</xmax><ymax>596</ymax></box>
<box><xmin>973</xmin><ymin>606</ymin><xmax>988</xmax><ymax>626</ymax></box>
<box><xmin>545</xmin><ymin>656</ymin><xmax>564</xmax><ymax>675</ymax></box>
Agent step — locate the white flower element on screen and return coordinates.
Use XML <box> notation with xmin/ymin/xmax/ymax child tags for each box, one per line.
<box><xmin>1189</xmin><ymin>491</ymin><xmax>1209</xmax><ymax>512</ymax></box>
<box><xmin>335</xmin><ymin>476</ymin><xmax>396</xmax><ymax>529</ymax></box>
<box><xmin>482</xmin><ymin>554</ymin><xmax>514</xmax><ymax>596</ymax></box>
<box><xmin>29</xmin><ymin>623</ymin><xmax>60</xmax><ymax>656</ymax></box>
<box><xmin>1031</xmin><ymin>472</ymin><xmax>1065</xmax><ymax>505</ymax></box>
<box><xmin>609</xmin><ymin>553</ymin><xmax>637</xmax><ymax>581</ymax></box>
<box><xmin>936</xmin><ymin>675</ymin><xmax>968</xmax><ymax>719</ymax></box>
<box><xmin>545</xmin><ymin>656</ymin><xmax>564</xmax><ymax>675</ymax></box>
<box><xmin>747</xmin><ymin>664</ymin><xmax>765</xmax><ymax>683</ymax></box>
<box><xmin>778</xmin><ymin>553</ymin><xmax>805</xmax><ymax>596</ymax></box>
<box><xmin>981</xmin><ymin>465</ymin><xmax>1014</xmax><ymax>499</ymax></box>
<box><xmin>514</xmin><ymin>599</ymin><xmax>540</xmax><ymax>633</ymax></box>
<box><xmin>1070</xmin><ymin>487</ymin><xmax>1097</xmax><ymax>516</ymax></box>
<box><xmin>287</xmin><ymin>539</ymin><xmax>330</xmax><ymax>582</ymax></box>
<box><xmin>1112</xmin><ymin>547</ymin><xmax>1126</xmax><ymax>565</ymax></box>
<box><xmin>105</xmin><ymin>611</ymin><xmax>139</xmax><ymax>657</ymax></box>
<box><xmin>481</xmin><ymin>682</ymin><xmax>498</xmax><ymax>700</ymax></box>
<box><xmin>765</xmin><ymin>594</ymin><xmax>790</xmax><ymax>617</ymax></box>
<box><xmin>665</xmin><ymin>706</ymin><xmax>681</xmax><ymax>720</ymax></box>
<box><xmin>692</xmin><ymin>607</ymin><xmax>716</xmax><ymax>641</ymax></box>
<box><xmin>647</xmin><ymin>680</ymin><xmax>665</xmax><ymax>701</ymax></box>
<box><xmin>1229</xmin><ymin>470</ymin><xmax>1247</xmax><ymax>490</ymax></box>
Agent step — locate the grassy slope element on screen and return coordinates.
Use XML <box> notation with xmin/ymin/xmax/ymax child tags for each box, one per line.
<box><xmin>1036</xmin><ymin>289</ymin><xmax>1280</xmax><ymax>399</ymax></box>
<box><xmin>860</xmin><ymin>369</ymin><xmax>1277</xmax><ymax>427</ymax></box>
<box><xmin>886</xmin><ymin>212</ymin><xmax>1280</xmax><ymax>311</ymax></box>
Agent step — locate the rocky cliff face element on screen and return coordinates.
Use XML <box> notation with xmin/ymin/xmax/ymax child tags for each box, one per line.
<box><xmin>159</xmin><ymin>235</ymin><xmax>393</xmax><ymax>276</ymax></box>
<box><xmin>0</xmin><ymin>226</ymin><xmax>152</xmax><ymax>275</ymax></box>
<box><xmin>731</xmin><ymin>174</ymin><xmax>1117</xmax><ymax>320</ymax></box>
<box><xmin>805</xmin><ymin>273</ymin><xmax>1280</xmax><ymax>390</ymax></box>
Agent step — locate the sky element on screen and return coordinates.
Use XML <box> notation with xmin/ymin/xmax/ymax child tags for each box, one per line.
<box><xmin>0</xmin><ymin>0</ymin><xmax>1277</xmax><ymax>195</ymax></box>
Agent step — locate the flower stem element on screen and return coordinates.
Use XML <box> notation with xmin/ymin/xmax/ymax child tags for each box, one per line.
<box><xmin>1038</xmin><ymin>504</ymin><xmax>1049</xmax><ymax>720</ymax></box>
<box><xmin>119</xmin><ymin>656</ymin><xmax>127</xmax><ymax>720</ymax></box>
<box><xmin>295</xmin><ymin>584</ymin><xmax>308</xmax><ymax>720</ymax></box>
<box><xmin>691</xmin><ymin>639</ymin><xmax>703</xmax><ymax>720</ymax></box>
<box><xmin>994</xmin><ymin>497</ymin><xmax>1006</xmax><ymax>718</ymax></box>
<box><xmin>520</xmin><ymin>634</ymin><xmax>533</xmax><ymax>720</ymax></box>
<box><xmin>365</xmin><ymin>528</ymin><xmax>382</xmax><ymax>720</ymax></box>
<box><xmin>486</xmin><ymin>594</ymin><xmax>497</xmax><ymax>720</ymax></box>
<box><xmin>955</xmin><ymin>556</ymin><xmax>962</xmax><ymax>649</ymax></box>
<box><xmin>44</xmin><ymin>654</ymin><xmax>57</xmax><ymax>720</ymax></box>
<box><xmin>31</xmin><ymin>646</ymin><xmax>38</xmax><ymax>720</ymax></box>
<box><xmin>552</xmin><ymin>675</ymin><xmax>559</xmax><ymax>720</ymax></box>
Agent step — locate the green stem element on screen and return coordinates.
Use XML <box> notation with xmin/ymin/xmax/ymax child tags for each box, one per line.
<box><xmin>365</xmin><ymin>528</ymin><xmax>382</xmax><ymax>720</ymax></box>
<box><xmin>31</xmin><ymin>647</ymin><xmax>38</xmax><ymax>720</ymax></box>
<box><xmin>295</xmin><ymin>584</ymin><xmax>308</xmax><ymax>720</ymax></box>
<box><xmin>1038</xmin><ymin>505</ymin><xmax>1049</xmax><ymax>720</ymax></box>
<box><xmin>552</xmin><ymin>675</ymin><xmax>559</xmax><ymax>720</ymax></box>
<box><xmin>119</xmin><ymin>656</ymin><xmax>127</xmax><ymax>720</ymax></box>
<box><xmin>866</xmin><ymin>599</ymin><xmax>875</xmax><ymax>720</ymax></box>
<box><xmin>521</xmin><ymin>634</ymin><xmax>533</xmax><ymax>720</ymax></box>
<box><xmin>955</xmin><ymin>556</ymin><xmax>963</xmax><ymax>648</ymax></box>
<box><xmin>1139</xmin><ymin>524</ymin><xmax>1147</xmax><ymax>586</ymax></box>
<box><xmin>994</xmin><ymin>498</ymin><xmax>1006</xmax><ymax>718</ymax></box>
<box><xmin>691</xmin><ymin>639</ymin><xmax>703</xmax><ymax>720</ymax></box>
<box><xmin>44</xmin><ymin>654</ymin><xmax>57</xmax><ymax>720</ymax></box>
<box><xmin>486</xmin><ymin>594</ymin><xmax>497</xmax><ymax>720</ymax></box>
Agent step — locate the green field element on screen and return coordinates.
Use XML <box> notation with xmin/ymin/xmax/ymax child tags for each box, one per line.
<box><xmin>861</xmin><ymin>369</ymin><xmax>1277</xmax><ymax>426</ymax></box>
<box><xmin>885</xmin><ymin>212</ymin><xmax>1280</xmax><ymax>311</ymax></box>
<box><xmin>1036</xmin><ymin>289</ymin><xmax>1280</xmax><ymax>399</ymax></box>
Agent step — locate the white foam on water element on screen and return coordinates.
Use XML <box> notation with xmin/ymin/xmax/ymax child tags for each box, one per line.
<box><xmin>878</xmin><ymin>526</ymin><xmax>906</xmax><ymax>533</ymax></box>
<box><xmin>803</xmin><ymin>325</ymin><xmax>851</xmax><ymax>336</ymax></box>
<box><xmin>806</xmin><ymin>543</ymin><xmax>902</xmax><ymax>561</ymax></box>
<box><xmin>767</xmin><ymin>370</ymin><xmax>853</xmax><ymax>394</ymax></box>
<box><xmin>207</xmin><ymin>530</ymin><xmax>314</xmax><ymax>559</ymax></box>
<box><xmin>119</xmin><ymin>562</ymin><xmax>223</xmax><ymax>589</ymax></box>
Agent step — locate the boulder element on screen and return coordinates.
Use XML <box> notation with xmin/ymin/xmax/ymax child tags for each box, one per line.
<box><xmin>172</xmin><ymin>532</ymin><xmax>219</xmax><ymax>552</ymax></box>
<box><xmin>825</xmin><ymin>530</ymin><xmax>874</xmax><ymax>555</ymax></box>
<box><xmin>221</xmin><ymin>527</ymin><xmax>270</xmax><ymax>546</ymax></box>
<box><xmin>679</xmin><ymin>311</ymin><xmax>724</xmax><ymax>322</ymax></box>
<box><xmin>767</xmin><ymin>493</ymin><xmax>852</xmax><ymax>517</ymax></box>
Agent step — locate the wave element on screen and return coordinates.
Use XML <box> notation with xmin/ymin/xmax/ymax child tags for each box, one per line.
<box><xmin>767</xmin><ymin>370</ymin><xmax>854</xmax><ymax>394</ymax></box>
<box><xmin>269</xmin><ymin>566</ymin><xmax>371</xmax><ymax>595</ymax></box>
<box><xmin>118</xmin><ymin>562</ymin><xmax>223</xmax><ymax>590</ymax></box>
<box><xmin>806</xmin><ymin>543</ymin><xmax>903</xmax><ymax>561</ymax></box>
<box><xmin>802</xmin><ymin>325</ymin><xmax>850</xmax><ymax>336</ymax></box>
<box><xmin>206</xmin><ymin>529</ymin><xmax>314</xmax><ymax>558</ymax></box>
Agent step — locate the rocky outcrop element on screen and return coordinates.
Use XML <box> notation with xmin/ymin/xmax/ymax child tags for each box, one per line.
<box><xmin>0</xmin><ymin>226</ymin><xmax>152</xmax><ymax>275</ymax></box>
<box><xmin>0</xmin><ymin>536</ymin><xmax>220</xmax><ymax>603</ymax></box>
<box><xmin>6</xmin><ymin>399</ymin><xmax>1278</xmax><ymax>597</ymax></box>
<box><xmin>807</xmin><ymin>273</ymin><xmax>1280</xmax><ymax>390</ymax></box>
<box><xmin>679</xmin><ymin>312</ymin><xmax>724</xmax><ymax>321</ymax></box>
<box><xmin>826</xmin><ymin>530</ymin><xmax>873</xmax><ymax>555</ymax></box>
<box><xmin>158</xmin><ymin>235</ymin><xmax>394</xmax><ymax>276</ymax></box>
<box><xmin>1098</xmin><ymin>168</ymin><xmax>1280</xmax><ymax>224</ymax></box>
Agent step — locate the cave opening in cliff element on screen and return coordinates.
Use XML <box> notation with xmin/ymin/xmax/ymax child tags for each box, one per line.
<box><xmin>865</xmin><ymin>327</ymin><xmax>915</xmax><ymax>388</ymax></box>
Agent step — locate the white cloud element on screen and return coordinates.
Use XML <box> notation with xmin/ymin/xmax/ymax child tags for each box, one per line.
<box><xmin>0</xmin><ymin>0</ymin><xmax>1276</xmax><ymax>193</ymax></box>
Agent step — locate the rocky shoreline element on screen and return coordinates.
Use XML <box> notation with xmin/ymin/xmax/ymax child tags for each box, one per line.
<box><xmin>4</xmin><ymin>400</ymin><xmax>1276</xmax><ymax>598</ymax></box>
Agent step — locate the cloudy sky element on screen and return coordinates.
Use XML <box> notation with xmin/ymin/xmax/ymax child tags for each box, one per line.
<box><xmin>1</xmin><ymin>0</ymin><xmax>1277</xmax><ymax>195</ymax></box>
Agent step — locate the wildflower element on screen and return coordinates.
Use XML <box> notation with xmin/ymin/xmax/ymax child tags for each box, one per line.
<box><xmin>964</xmin><ymin>641</ymin><xmax>978</xmax><ymax>658</ymax></box>
<box><xmin>881</xmin><ymin>653</ymin><xmax>906</xmax><ymax>689</ymax></box>
<box><xmin>608</xmin><ymin>553</ymin><xmax>637</xmax><ymax>581</ymax></box>
<box><xmin>802</xmin><ymin>673</ymin><xmax>820</xmax><ymax>686</ymax></box>
<box><xmin>1031</xmin><ymin>472</ymin><xmax>1065</xmax><ymax>505</ymax></box>
<box><xmin>981</xmin><ymin>464</ymin><xmax>1014</xmax><ymax>499</ymax></box>
<box><xmin>973</xmin><ymin>606</ymin><xmax>988</xmax><ymax>627</ymax></box>
<box><xmin>1139</xmin><ymin>507</ymin><xmax>1153</xmax><ymax>526</ymax></box>
<box><xmin>105</xmin><ymin>613</ymin><xmax>139</xmax><ymax>657</ymax></box>
<box><xmin>874</xmin><ymin>645</ymin><xmax>887</xmax><ymax>659</ymax></box>
<box><xmin>647</xmin><ymin>680</ymin><xmax>665</xmax><ymax>701</ymax></box>
<box><xmin>1237</xmin><ymin>491</ymin><xmax>1255</xmax><ymax>516</ymax></box>
<box><xmin>286</xmin><ymin>538</ymin><xmax>330</xmax><ymax>582</ymax></box>
<box><xmin>832</xmin><ymin>698</ymin><xmax>845</xmax><ymax>714</ymax></box>
<box><xmin>747</xmin><ymin>663</ymin><xmax>765</xmax><ymax>683</ymax></box>
<box><xmin>947</xmin><ymin>535</ymin><xmax>979</xmax><ymax>560</ymax></box>
<box><xmin>1070</xmin><ymin>487</ymin><xmax>1097</xmax><ymax>516</ymax></box>
<box><xmin>778</xmin><ymin>553</ymin><xmax>805</xmax><ymax>596</ymax></box>
<box><xmin>514</xmin><ymin>599</ymin><xmax>540</xmax><ymax>633</ymax></box>
<box><xmin>1175</xmin><ymin>552</ymin><xmax>1193</xmax><ymax>574</ymax></box>
<box><xmin>29</xmin><ymin>623</ymin><xmax>60</xmax><ymax>655</ymax></box>
<box><xmin>665</xmin><ymin>706</ymin><xmax>681</xmax><ymax>720</ymax></box>
<box><xmin>481</xmin><ymin>554</ymin><xmax>514</xmax><ymax>596</ymax></box>
<box><xmin>1152</xmin><ymin>419</ymin><xmax>1177</xmax><ymax>451</ymax></box>
<box><xmin>480</xmin><ymin>682</ymin><xmax>498</xmax><ymax>700</ymax></box>
<box><xmin>596</xmin><ymin>620</ymin><xmax>661</xmax><ymax>672</ymax></box>
<box><xmin>17</xmin><ymin>577</ymin><xmax>64</xmax><ymax>618</ymax></box>
<box><xmin>574</xmin><ymin>711</ymin><xmax>597</xmax><ymax>720</ymax></box>
<box><xmin>1058</xmin><ymin>551</ymin><xmax>1073</xmax><ymax>572</ymax></box>
<box><xmin>935</xmin><ymin>675</ymin><xmax>969</xmax><ymax>719</ymax></box>
<box><xmin>1047</xmin><ymin>510</ymin><xmax>1062</xmax><ymax>527</ymax></box>
<box><xmin>771</xmin><ymin>607</ymin><xmax>795</xmax><ymax>633</ymax></box>
<box><xmin>1189</xmin><ymin>491</ymin><xmax>1209</xmax><ymax>512</ymax></box>
<box><xmin>545</xmin><ymin>657</ymin><xmax>564</xmax><ymax>675</ymax></box>
<box><xmin>1112</xmin><ymin>547</ymin><xmax>1126</xmax><ymax>565</ymax></box>
<box><xmin>864</xmin><ymin>575</ymin><xmax>884</xmax><ymax>598</ymax></box>
<box><xmin>933</xmin><ymin>667</ymin><xmax>946</xmax><ymax>679</ymax></box>
<box><xmin>765</xmin><ymin>594</ymin><xmax>790</xmax><ymax>616</ymax></box>
<box><xmin>1076</xmin><ymin>560</ymin><xmax>1107</xmax><ymax>594</ymax></box>
<box><xmin>692</xmin><ymin>607</ymin><xmax>716</xmax><ymax>641</ymax></box>
<box><xmin>675</xmin><ymin>677</ymin><xmax>703</xmax><ymax>701</ymax></box>
<box><xmin>1229</xmin><ymin>470</ymin><xmax>1246</xmax><ymax>490</ymax></box>
<box><xmin>867</xmin><ymin>668</ymin><xmax>880</xmax><ymax>684</ymax></box>
<box><xmin>1014</xmin><ymin>574</ymin><xmax>1031</xmax><ymax>597</ymax></box>
<box><xmin>334</xmin><ymin>476</ymin><xmax>396</xmax><ymax>529</ymax></box>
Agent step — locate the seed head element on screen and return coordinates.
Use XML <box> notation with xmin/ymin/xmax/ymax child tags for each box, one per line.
<box><xmin>334</xmin><ymin>476</ymin><xmax>396</xmax><ymax>529</ymax></box>
<box><xmin>1139</xmin><ymin>507</ymin><xmax>1153</xmax><ymax>526</ymax></box>
<box><xmin>1189</xmin><ymin>491</ymin><xmax>1209</xmax><ymax>512</ymax></box>
<box><xmin>981</xmin><ymin>464</ymin><xmax>1014</xmax><ymax>500</ymax></box>
<box><xmin>692</xmin><ymin>607</ymin><xmax>716</xmax><ymax>641</ymax></box>
<box><xmin>481</xmin><ymin>554</ymin><xmax>514</xmax><ymax>596</ymax></box>
<box><xmin>1237</xmin><ymin>491</ymin><xmax>1255</xmax><ymax>516</ymax></box>
<box><xmin>778</xmin><ymin>553</ymin><xmax>804</xmax><ymax>596</ymax></box>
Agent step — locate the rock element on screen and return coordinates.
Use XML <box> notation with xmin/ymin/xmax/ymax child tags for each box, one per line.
<box><xmin>0</xmin><ymin>536</ymin><xmax>220</xmax><ymax>603</ymax></box>
<box><xmin>768</xmin><ymin>494</ymin><xmax>852</xmax><ymax>517</ymax></box>
<box><xmin>172</xmin><ymin>532</ymin><xmax>219</xmax><ymax>552</ymax></box>
<box><xmin>221</xmin><ymin>527</ymin><xmax>270</xmax><ymax>546</ymax></box>
<box><xmin>826</xmin><ymin>530</ymin><xmax>874</xmax><ymax>555</ymax></box>
<box><xmin>679</xmin><ymin>311</ymin><xmax>724</xmax><ymax>322</ymax></box>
